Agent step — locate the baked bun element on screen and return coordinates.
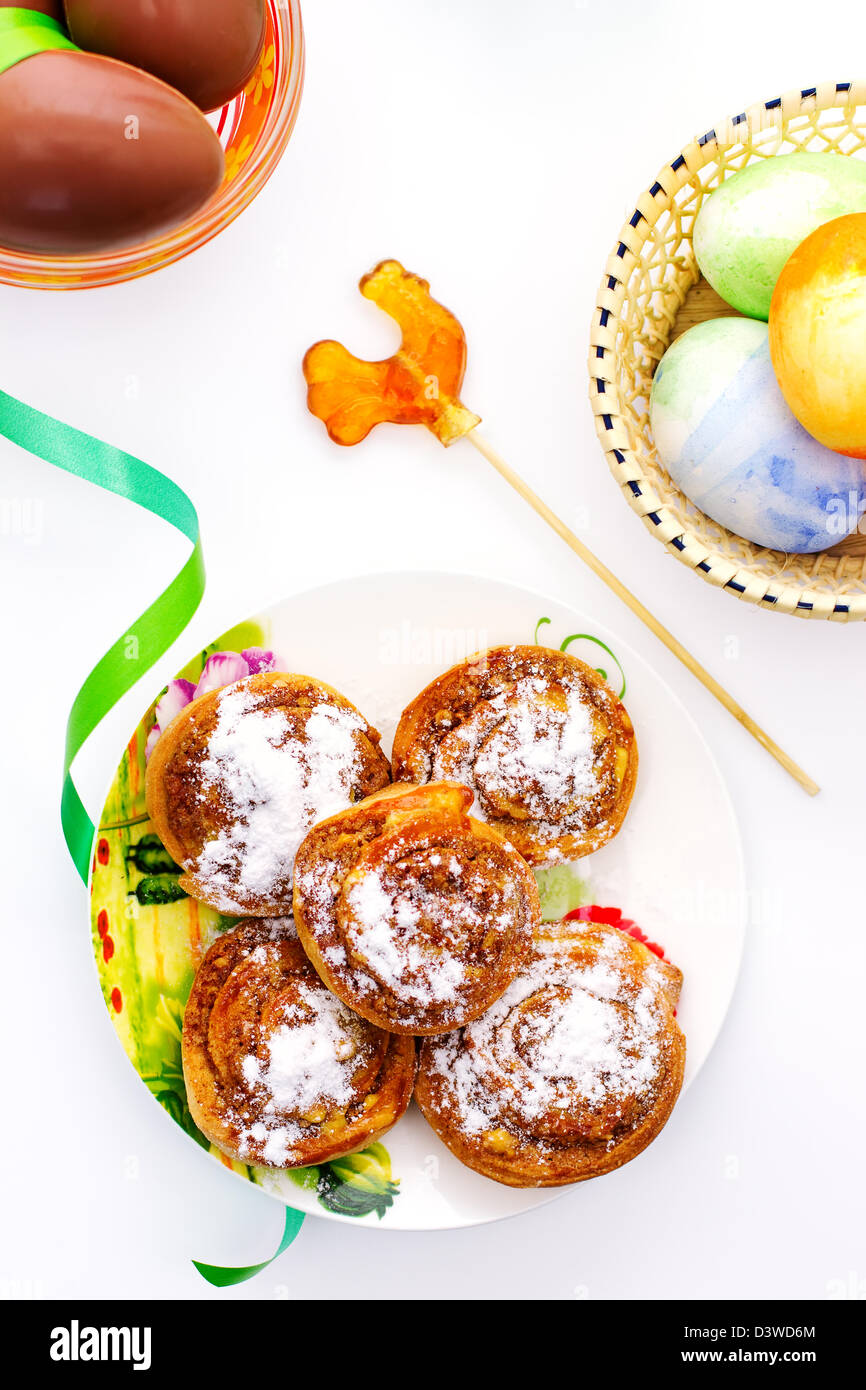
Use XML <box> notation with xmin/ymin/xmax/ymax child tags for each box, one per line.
<box><xmin>391</xmin><ymin>645</ymin><xmax>638</xmax><ymax>865</ymax></box>
<box><xmin>182</xmin><ymin>918</ymin><xmax>416</xmax><ymax>1168</ymax></box>
<box><xmin>415</xmin><ymin>917</ymin><xmax>684</xmax><ymax>1186</ymax></box>
<box><xmin>145</xmin><ymin>671</ymin><xmax>391</xmax><ymax>914</ymax></box>
<box><xmin>292</xmin><ymin>782</ymin><xmax>541</xmax><ymax>1035</ymax></box>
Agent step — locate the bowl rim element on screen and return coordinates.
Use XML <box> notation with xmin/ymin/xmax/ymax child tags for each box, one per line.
<box><xmin>0</xmin><ymin>0</ymin><xmax>305</xmax><ymax>291</ymax></box>
<box><xmin>589</xmin><ymin>80</ymin><xmax>866</xmax><ymax>623</ymax></box>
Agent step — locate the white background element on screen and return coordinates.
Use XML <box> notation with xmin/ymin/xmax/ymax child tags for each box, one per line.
<box><xmin>1</xmin><ymin>0</ymin><xmax>864</xmax><ymax>1301</ymax></box>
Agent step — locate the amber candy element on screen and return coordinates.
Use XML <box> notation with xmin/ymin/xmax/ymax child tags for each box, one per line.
<box><xmin>303</xmin><ymin>259</ymin><xmax>480</xmax><ymax>446</ymax></box>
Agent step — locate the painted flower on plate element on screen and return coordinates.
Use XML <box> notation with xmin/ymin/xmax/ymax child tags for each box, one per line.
<box><xmin>145</xmin><ymin>648</ymin><xmax>287</xmax><ymax>758</ymax></box>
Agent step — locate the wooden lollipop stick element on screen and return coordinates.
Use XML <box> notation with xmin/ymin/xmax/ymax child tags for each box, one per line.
<box><xmin>302</xmin><ymin>260</ymin><xmax>817</xmax><ymax>795</ymax></box>
<box><xmin>464</xmin><ymin>427</ymin><xmax>820</xmax><ymax>797</ymax></box>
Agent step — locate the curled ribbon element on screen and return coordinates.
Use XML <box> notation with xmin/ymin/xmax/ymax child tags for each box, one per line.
<box><xmin>193</xmin><ymin>1207</ymin><xmax>306</xmax><ymax>1288</ymax></box>
<box><xmin>0</xmin><ymin>386</ymin><xmax>306</xmax><ymax>1283</ymax></box>
<box><xmin>0</xmin><ymin>10</ymin><xmax>78</xmax><ymax>78</ymax></box>
<box><xmin>0</xmin><ymin>387</ymin><xmax>205</xmax><ymax>881</ymax></box>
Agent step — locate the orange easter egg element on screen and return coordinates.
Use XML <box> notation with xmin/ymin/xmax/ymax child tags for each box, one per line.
<box><xmin>769</xmin><ymin>212</ymin><xmax>866</xmax><ymax>459</ymax></box>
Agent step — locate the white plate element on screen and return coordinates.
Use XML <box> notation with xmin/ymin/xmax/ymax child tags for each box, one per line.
<box><xmin>91</xmin><ymin>571</ymin><xmax>745</xmax><ymax>1231</ymax></box>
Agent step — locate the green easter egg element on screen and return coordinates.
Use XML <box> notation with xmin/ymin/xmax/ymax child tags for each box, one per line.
<box><xmin>693</xmin><ymin>152</ymin><xmax>866</xmax><ymax>319</ymax></box>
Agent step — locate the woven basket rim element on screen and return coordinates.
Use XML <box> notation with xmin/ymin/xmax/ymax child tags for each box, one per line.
<box><xmin>589</xmin><ymin>80</ymin><xmax>866</xmax><ymax>622</ymax></box>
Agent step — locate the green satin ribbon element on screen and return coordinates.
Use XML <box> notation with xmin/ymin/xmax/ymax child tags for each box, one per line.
<box><xmin>0</xmin><ymin>387</ymin><xmax>205</xmax><ymax>882</ymax></box>
<box><xmin>0</xmin><ymin>387</ymin><xmax>306</xmax><ymax>1279</ymax></box>
<box><xmin>0</xmin><ymin>10</ymin><xmax>78</xmax><ymax>78</ymax></box>
<box><xmin>193</xmin><ymin>1207</ymin><xmax>306</xmax><ymax>1287</ymax></box>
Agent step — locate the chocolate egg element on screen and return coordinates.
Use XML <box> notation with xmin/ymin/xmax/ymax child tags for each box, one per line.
<box><xmin>0</xmin><ymin>49</ymin><xmax>224</xmax><ymax>254</ymax></box>
<box><xmin>2</xmin><ymin>1</ymin><xmax>64</xmax><ymax>16</ymax></box>
<box><xmin>0</xmin><ymin>1</ymin><xmax>65</xmax><ymax>16</ymax></box>
<box><xmin>64</xmin><ymin>0</ymin><xmax>266</xmax><ymax>113</ymax></box>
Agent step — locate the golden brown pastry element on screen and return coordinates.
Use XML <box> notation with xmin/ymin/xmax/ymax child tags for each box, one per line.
<box><xmin>391</xmin><ymin>645</ymin><xmax>638</xmax><ymax>865</ymax></box>
<box><xmin>415</xmin><ymin>918</ymin><xmax>684</xmax><ymax>1187</ymax></box>
<box><xmin>182</xmin><ymin>918</ymin><xmax>416</xmax><ymax>1168</ymax></box>
<box><xmin>292</xmin><ymin>782</ymin><xmax>541</xmax><ymax>1036</ymax></box>
<box><xmin>145</xmin><ymin>671</ymin><xmax>391</xmax><ymax>915</ymax></box>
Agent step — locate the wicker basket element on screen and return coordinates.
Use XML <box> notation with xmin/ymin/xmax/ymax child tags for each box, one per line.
<box><xmin>589</xmin><ymin>81</ymin><xmax>866</xmax><ymax>621</ymax></box>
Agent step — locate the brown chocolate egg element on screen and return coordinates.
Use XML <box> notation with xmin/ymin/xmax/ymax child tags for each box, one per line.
<box><xmin>64</xmin><ymin>0</ymin><xmax>266</xmax><ymax>113</ymax></box>
<box><xmin>1</xmin><ymin>1</ymin><xmax>64</xmax><ymax>16</ymax></box>
<box><xmin>0</xmin><ymin>50</ymin><xmax>225</xmax><ymax>254</ymax></box>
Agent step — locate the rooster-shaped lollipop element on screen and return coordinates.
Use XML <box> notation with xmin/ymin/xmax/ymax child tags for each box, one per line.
<box><xmin>304</xmin><ymin>260</ymin><xmax>479</xmax><ymax>446</ymax></box>
<box><xmin>303</xmin><ymin>259</ymin><xmax>816</xmax><ymax>794</ymax></box>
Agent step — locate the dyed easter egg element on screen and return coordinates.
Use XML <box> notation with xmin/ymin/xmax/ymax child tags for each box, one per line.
<box><xmin>650</xmin><ymin>318</ymin><xmax>866</xmax><ymax>553</ymax></box>
<box><xmin>64</xmin><ymin>0</ymin><xmax>267</xmax><ymax>112</ymax></box>
<box><xmin>770</xmin><ymin>213</ymin><xmax>866</xmax><ymax>459</ymax></box>
<box><xmin>694</xmin><ymin>153</ymin><xmax>866</xmax><ymax>319</ymax></box>
<box><xmin>0</xmin><ymin>45</ymin><xmax>224</xmax><ymax>254</ymax></box>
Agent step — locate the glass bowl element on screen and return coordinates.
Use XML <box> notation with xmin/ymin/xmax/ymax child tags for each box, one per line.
<box><xmin>0</xmin><ymin>0</ymin><xmax>304</xmax><ymax>291</ymax></box>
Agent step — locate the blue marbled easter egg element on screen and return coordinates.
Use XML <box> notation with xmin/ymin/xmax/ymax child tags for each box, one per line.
<box><xmin>649</xmin><ymin>318</ymin><xmax>866</xmax><ymax>553</ymax></box>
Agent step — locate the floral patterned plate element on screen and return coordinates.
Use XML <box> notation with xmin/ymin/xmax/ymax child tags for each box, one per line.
<box><xmin>89</xmin><ymin>572</ymin><xmax>745</xmax><ymax>1230</ymax></box>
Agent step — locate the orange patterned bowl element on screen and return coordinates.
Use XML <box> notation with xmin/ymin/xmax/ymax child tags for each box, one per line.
<box><xmin>0</xmin><ymin>0</ymin><xmax>304</xmax><ymax>291</ymax></box>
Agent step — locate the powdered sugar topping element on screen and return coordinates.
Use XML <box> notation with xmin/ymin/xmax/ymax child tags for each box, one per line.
<box><xmin>295</xmin><ymin>824</ymin><xmax>531</xmax><ymax>1028</ymax></box>
<box><xmin>344</xmin><ymin>863</ymin><xmax>479</xmax><ymax>1007</ymax></box>
<box><xmin>191</xmin><ymin>684</ymin><xmax>370</xmax><ymax>910</ymax></box>
<box><xmin>425</xmin><ymin>927</ymin><xmax>668</xmax><ymax>1146</ymax></box>
<box><xmin>236</xmin><ymin>961</ymin><xmax>370</xmax><ymax>1167</ymax></box>
<box><xmin>431</xmin><ymin>675</ymin><xmax>600</xmax><ymax>838</ymax></box>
